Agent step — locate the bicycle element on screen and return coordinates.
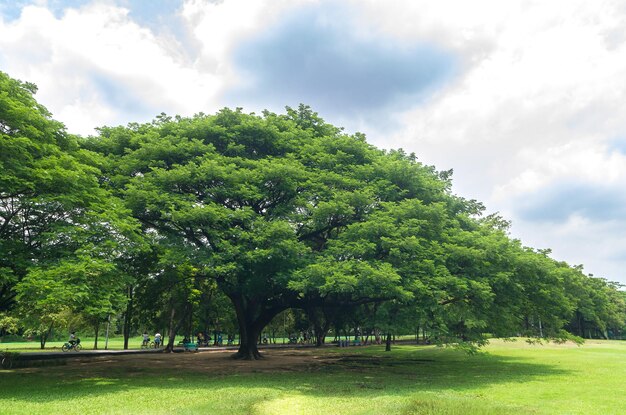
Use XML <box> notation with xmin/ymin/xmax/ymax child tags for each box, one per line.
<box><xmin>141</xmin><ymin>339</ymin><xmax>153</xmax><ymax>349</ymax></box>
<box><xmin>61</xmin><ymin>339</ymin><xmax>82</xmax><ymax>352</ymax></box>
<box><xmin>1</xmin><ymin>356</ymin><xmax>11</xmax><ymax>369</ymax></box>
<box><xmin>1</xmin><ymin>351</ymin><xmax>18</xmax><ymax>369</ymax></box>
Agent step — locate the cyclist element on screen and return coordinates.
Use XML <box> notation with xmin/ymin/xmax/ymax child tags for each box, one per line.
<box><xmin>154</xmin><ymin>332</ymin><xmax>162</xmax><ymax>347</ymax></box>
<box><xmin>69</xmin><ymin>331</ymin><xmax>77</xmax><ymax>347</ymax></box>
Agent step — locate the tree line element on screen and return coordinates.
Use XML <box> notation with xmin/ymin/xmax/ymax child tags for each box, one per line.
<box><xmin>1</xmin><ymin>71</ymin><xmax>624</xmax><ymax>359</ymax></box>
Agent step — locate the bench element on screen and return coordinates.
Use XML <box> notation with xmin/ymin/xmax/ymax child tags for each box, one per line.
<box><xmin>183</xmin><ymin>342</ymin><xmax>198</xmax><ymax>352</ymax></box>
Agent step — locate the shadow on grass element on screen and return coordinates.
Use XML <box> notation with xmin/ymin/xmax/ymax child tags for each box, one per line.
<box><xmin>0</xmin><ymin>345</ymin><xmax>569</xmax><ymax>407</ymax></box>
<box><xmin>277</xmin><ymin>346</ymin><xmax>570</xmax><ymax>395</ymax></box>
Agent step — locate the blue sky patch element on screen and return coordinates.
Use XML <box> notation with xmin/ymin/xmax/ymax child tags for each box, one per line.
<box><xmin>117</xmin><ymin>0</ymin><xmax>181</xmax><ymax>27</ymax></box>
<box><xmin>225</xmin><ymin>4</ymin><xmax>457</xmax><ymax>121</ymax></box>
<box><xmin>89</xmin><ymin>71</ymin><xmax>155</xmax><ymax>117</ymax></box>
<box><xmin>0</xmin><ymin>0</ymin><xmax>90</xmax><ymax>20</ymax></box>
<box><xmin>0</xmin><ymin>1</ymin><xmax>182</xmax><ymax>29</ymax></box>
<box><xmin>607</xmin><ymin>137</ymin><xmax>626</xmax><ymax>155</ymax></box>
<box><xmin>515</xmin><ymin>182</ymin><xmax>626</xmax><ymax>223</ymax></box>
<box><xmin>0</xmin><ymin>0</ymin><xmax>27</xmax><ymax>20</ymax></box>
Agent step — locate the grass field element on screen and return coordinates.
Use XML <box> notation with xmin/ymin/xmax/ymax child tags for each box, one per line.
<box><xmin>0</xmin><ymin>336</ymin><xmax>318</xmax><ymax>352</ymax></box>
<box><xmin>0</xmin><ymin>336</ymin><xmax>159</xmax><ymax>351</ymax></box>
<box><xmin>1</xmin><ymin>339</ymin><xmax>625</xmax><ymax>414</ymax></box>
<box><xmin>0</xmin><ymin>336</ymin><xmax>338</xmax><ymax>352</ymax></box>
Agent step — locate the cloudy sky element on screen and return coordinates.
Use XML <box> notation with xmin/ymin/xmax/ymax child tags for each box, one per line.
<box><xmin>2</xmin><ymin>0</ymin><xmax>626</xmax><ymax>284</ymax></box>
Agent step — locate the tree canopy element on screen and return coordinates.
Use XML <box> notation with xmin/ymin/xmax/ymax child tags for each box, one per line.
<box><xmin>1</xmin><ymin>72</ymin><xmax>624</xmax><ymax>358</ymax></box>
<box><xmin>0</xmin><ymin>71</ymin><xmax>139</xmax><ymax>346</ymax></box>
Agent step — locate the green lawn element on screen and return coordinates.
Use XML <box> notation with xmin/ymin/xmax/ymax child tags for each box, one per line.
<box><xmin>1</xmin><ymin>339</ymin><xmax>625</xmax><ymax>414</ymax></box>
<box><xmin>0</xmin><ymin>336</ymin><xmax>151</xmax><ymax>351</ymax></box>
<box><xmin>0</xmin><ymin>336</ymin><xmax>331</xmax><ymax>352</ymax></box>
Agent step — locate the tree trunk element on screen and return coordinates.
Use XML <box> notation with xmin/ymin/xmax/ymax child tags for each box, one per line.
<box><xmin>524</xmin><ymin>315</ymin><xmax>530</xmax><ymax>332</ymax></box>
<box><xmin>313</xmin><ymin>316</ymin><xmax>330</xmax><ymax>347</ymax></box>
<box><xmin>166</xmin><ymin>314</ymin><xmax>176</xmax><ymax>352</ymax></box>
<box><xmin>577</xmin><ymin>311</ymin><xmax>584</xmax><ymax>338</ymax></box>
<box><xmin>230</xmin><ymin>295</ymin><xmax>284</xmax><ymax>360</ymax></box>
<box><xmin>40</xmin><ymin>324</ymin><xmax>53</xmax><ymax>349</ymax></box>
<box><xmin>232</xmin><ymin>307</ymin><xmax>262</xmax><ymax>360</ymax></box>
<box><xmin>385</xmin><ymin>332</ymin><xmax>392</xmax><ymax>352</ymax></box>
<box><xmin>93</xmin><ymin>322</ymin><xmax>100</xmax><ymax>350</ymax></box>
<box><xmin>315</xmin><ymin>328</ymin><xmax>327</xmax><ymax>347</ymax></box>
<box><xmin>187</xmin><ymin>302</ymin><xmax>193</xmax><ymax>340</ymax></box>
<box><xmin>234</xmin><ymin>322</ymin><xmax>263</xmax><ymax>360</ymax></box>
<box><xmin>165</xmin><ymin>307</ymin><xmax>178</xmax><ymax>352</ymax></box>
<box><xmin>123</xmin><ymin>285</ymin><xmax>134</xmax><ymax>350</ymax></box>
<box><xmin>305</xmin><ymin>305</ymin><xmax>330</xmax><ymax>347</ymax></box>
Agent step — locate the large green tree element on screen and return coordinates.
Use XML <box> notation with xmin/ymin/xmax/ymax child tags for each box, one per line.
<box><xmin>4</xmin><ymin>70</ymin><xmax>624</xmax><ymax>357</ymax></box>
<box><xmin>87</xmin><ymin>106</ymin><xmax>464</xmax><ymax>358</ymax></box>
<box><xmin>0</xmin><ymin>71</ymin><xmax>139</xmax><ymax>340</ymax></box>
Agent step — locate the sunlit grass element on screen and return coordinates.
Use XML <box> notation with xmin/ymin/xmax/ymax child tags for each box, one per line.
<box><xmin>0</xmin><ymin>336</ymin><xmax>335</xmax><ymax>352</ymax></box>
<box><xmin>1</xmin><ymin>339</ymin><xmax>625</xmax><ymax>414</ymax></box>
<box><xmin>0</xmin><ymin>336</ymin><xmax>149</xmax><ymax>352</ymax></box>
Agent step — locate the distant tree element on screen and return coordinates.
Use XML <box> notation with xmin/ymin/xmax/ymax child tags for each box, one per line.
<box><xmin>15</xmin><ymin>253</ymin><xmax>130</xmax><ymax>349</ymax></box>
<box><xmin>0</xmin><ymin>71</ymin><xmax>140</xmax><ymax>344</ymax></box>
<box><xmin>0</xmin><ymin>70</ymin><xmax>88</xmax><ymax>311</ymax></box>
<box><xmin>564</xmin><ymin>269</ymin><xmax>625</xmax><ymax>339</ymax></box>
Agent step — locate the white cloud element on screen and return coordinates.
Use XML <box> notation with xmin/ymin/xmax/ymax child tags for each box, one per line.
<box><xmin>358</xmin><ymin>1</ymin><xmax>626</xmax><ymax>196</ymax></box>
<box><xmin>345</xmin><ymin>0</ymin><xmax>626</xmax><ymax>281</ymax></box>
<box><xmin>513</xmin><ymin>215</ymin><xmax>626</xmax><ymax>281</ymax></box>
<box><xmin>0</xmin><ymin>0</ymin><xmax>317</xmax><ymax>134</ymax></box>
<box><xmin>0</xmin><ymin>1</ymin><xmax>225</xmax><ymax>134</ymax></box>
<box><xmin>2</xmin><ymin>0</ymin><xmax>626</xmax><ymax>282</ymax></box>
